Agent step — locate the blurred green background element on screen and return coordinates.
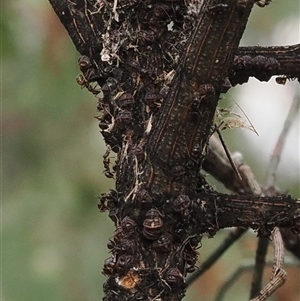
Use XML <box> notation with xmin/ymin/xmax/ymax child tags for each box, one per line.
<box><xmin>2</xmin><ymin>1</ymin><xmax>299</xmax><ymax>301</ymax></box>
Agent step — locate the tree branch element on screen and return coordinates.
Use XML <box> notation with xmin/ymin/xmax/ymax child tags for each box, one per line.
<box><xmin>48</xmin><ymin>0</ymin><xmax>300</xmax><ymax>300</ymax></box>
<box><xmin>203</xmin><ymin>135</ymin><xmax>262</xmax><ymax>195</ymax></box>
<box><xmin>48</xmin><ymin>0</ymin><xmax>300</xmax><ymax>88</ymax></box>
<box><xmin>140</xmin><ymin>1</ymin><xmax>254</xmax><ymax>196</ymax></box>
<box><xmin>193</xmin><ymin>192</ymin><xmax>300</xmax><ymax>235</ymax></box>
<box><xmin>186</xmin><ymin>228</ymin><xmax>247</xmax><ymax>286</ymax></box>
<box><xmin>230</xmin><ymin>44</ymin><xmax>300</xmax><ymax>85</ymax></box>
<box><xmin>48</xmin><ymin>0</ymin><xmax>107</xmax><ymax>81</ymax></box>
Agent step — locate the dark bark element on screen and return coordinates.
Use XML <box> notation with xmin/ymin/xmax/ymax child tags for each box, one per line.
<box><xmin>230</xmin><ymin>44</ymin><xmax>300</xmax><ymax>85</ymax></box>
<box><xmin>192</xmin><ymin>193</ymin><xmax>299</xmax><ymax>234</ymax></box>
<box><xmin>48</xmin><ymin>0</ymin><xmax>300</xmax><ymax>300</ymax></box>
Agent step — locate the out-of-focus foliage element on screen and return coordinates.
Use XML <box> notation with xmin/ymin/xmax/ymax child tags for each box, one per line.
<box><xmin>3</xmin><ymin>2</ymin><xmax>114</xmax><ymax>300</ymax></box>
<box><xmin>2</xmin><ymin>1</ymin><xmax>299</xmax><ymax>301</ymax></box>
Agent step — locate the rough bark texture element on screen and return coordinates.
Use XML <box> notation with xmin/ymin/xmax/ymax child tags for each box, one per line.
<box><xmin>48</xmin><ymin>0</ymin><xmax>300</xmax><ymax>300</ymax></box>
<box><xmin>230</xmin><ymin>44</ymin><xmax>300</xmax><ymax>85</ymax></box>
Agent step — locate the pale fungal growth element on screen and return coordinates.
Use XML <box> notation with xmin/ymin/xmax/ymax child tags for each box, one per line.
<box><xmin>101</xmin><ymin>29</ymin><xmax>124</xmax><ymax>65</ymax></box>
<box><xmin>185</xmin><ymin>0</ymin><xmax>204</xmax><ymax>16</ymax></box>
<box><xmin>163</xmin><ymin>69</ymin><xmax>176</xmax><ymax>85</ymax></box>
<box><xmin>145</xmin><ymin>114</ymin><xmax>153</xmax><ymax>134</ymax></box>
<box><xmin>89</xmin><ymin>0</ymin><xmax>106</xmax><ymax>15</ymax></box>
<box><xmin>112</xmin><ymin>0</ymin><xmax>119</xmax><ymax>21</ymax></box>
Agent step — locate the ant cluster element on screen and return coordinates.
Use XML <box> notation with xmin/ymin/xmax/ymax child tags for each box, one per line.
<box><xmin>76</xmin><ymin>55</ymin><xmax>136</xmax><ymax>178</ymax></box>
<box><xmin>104</xmin><ymin>216</ymin><xmax>138</xmax><ymax>276</ymax></box>
<box><xmin>232</xmin><ymin>54</ymin><xmax>280</xmax><ymax>85</ymax></box>
<box><xmin>74</xmin><ymin>0</ymin><xmax>206</xmax><ymax>183</ymax></box>
<box><xmin>99</xmin><ymin>189</ymin><xmax>201</xmax><ymax>293</ymax></box>
<box><xmin>74</xmin><ymin>0</ymin><xmax>213</xmax><ymax>298</ymax></box>
<box><xmin>77</xmin><ymin>55</ymin><xmax>102</xmax><ymax>96</ymax></box>
<box><xmin>98</xmin><ymin>189</ymin><xmax>120</xmax><ymax>223</ymax></box>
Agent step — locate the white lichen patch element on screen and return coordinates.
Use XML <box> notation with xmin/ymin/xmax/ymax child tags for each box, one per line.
<box><xmin>185</xmin><ymin>0</ymin><xmax>204</xmax><ymax>16</ymax></box>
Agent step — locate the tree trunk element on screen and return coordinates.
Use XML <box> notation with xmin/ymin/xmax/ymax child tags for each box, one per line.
<box><xmin>48</xmin><ymin>0</ymin><xmax>300</xmax><ymax>300</ymax></box>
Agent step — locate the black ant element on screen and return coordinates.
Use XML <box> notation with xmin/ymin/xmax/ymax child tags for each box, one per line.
<box><xmin>103</xmin><ymin>147</ymin><xmax>114</xmax><ymax>179</ymax></box>
<box><xmin>76</xmin><ymin>73</ymin><xmax>101</xmax><ymax>96</ymax></box>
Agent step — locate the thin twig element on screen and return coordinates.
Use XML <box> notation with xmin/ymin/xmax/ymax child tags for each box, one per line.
<box><xmin>250</xmin><ymin>95</ymin><xmax>299</xmax><ymax>299</ymax></box>
<box><xmin>203</xmin><ymin>135</ymin><xmax>262</xmax><ymax>195</ymax></box>
<box><xmin>215</xmin><ymin>124</ymin><xmax>242</xmax><ymax>181</ymax></box>
<box><xmin>265</xmin><ymin>96</ymin><xmax>300</xmax><ymax>190</ymax></box>
<box><xmin>250</xmin><ymin>228</ymin><xmax>287</xmax><ymax>301</ymax></box>
<box><xmin>215</xmin><ymin>256</ymin><xmax>297</xmax><ymax>301</ymax></box>
<box><xmin>250</xmin><ymin>238</ymin><xmax>269</xmax><ymax>298</ymax></box>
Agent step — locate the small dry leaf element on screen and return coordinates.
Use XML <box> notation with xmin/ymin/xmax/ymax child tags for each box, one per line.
<box><xmin>220</xmin><ymin>117</ymin><xmax>257</xmax><ymax>133</ymax></box>
<box><xmin>216</xmin><ymin>102</ymin><xmax>258</xmax><ymax>136</ymax></box>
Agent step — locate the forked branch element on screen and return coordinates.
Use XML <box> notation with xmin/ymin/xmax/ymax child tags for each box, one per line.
<box><xmin>47</xmin><ymin>0</ymin><xmax>300</xmax><ymax>300</ymax></box>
